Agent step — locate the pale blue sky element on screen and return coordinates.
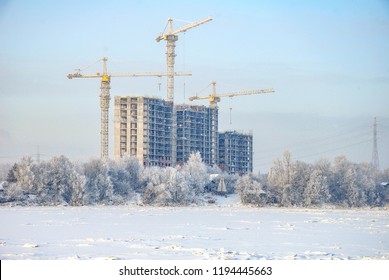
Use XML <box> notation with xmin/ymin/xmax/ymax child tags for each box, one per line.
<box><xmin>1</xmin><ymin>0</ymin><xmax>388</xmax><ymax>172</ymax></box>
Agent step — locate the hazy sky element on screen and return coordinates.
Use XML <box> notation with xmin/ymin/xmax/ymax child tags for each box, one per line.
<box><xmin>1</xmin><ymin>0</ymin><xmax>388</xmax><ymax>173</ymax></box>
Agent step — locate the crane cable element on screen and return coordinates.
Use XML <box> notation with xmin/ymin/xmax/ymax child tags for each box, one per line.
<box><xmin>75</xmin><ymin>58</ymin><xmax>102</xmax><ymax>73</ymax></box>
<box><xmin>229</xmin><ymin>97</ymin><xmax>233</xmax><ymax>125</ymax></box>
<box><xmin>183</xmin><ymin>31</ymin><xmax>186</xmax><ymax>100</ymax></box>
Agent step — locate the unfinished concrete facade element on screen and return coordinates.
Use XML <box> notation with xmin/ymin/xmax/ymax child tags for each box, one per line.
<box><xmin>114</xmin><ymin>96</ymin><xmax>252</xmax><ymax>174</ymax></box>
<box><xmin>114</xmin><ymin>96</ymin><xmax>173</xmax><ymax>167</ymax></box>
<box><xmin>175</xmin><ymin>104</ymin><xmax>218</xmax><ymax>166</ymax></box>
<box><xmin>219</xmin><ymin>131</ymin><xmax>253</xmax><ymax>175</ymax></box>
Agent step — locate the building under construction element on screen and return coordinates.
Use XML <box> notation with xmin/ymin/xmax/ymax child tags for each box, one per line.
<box><xmin>68</xmin><ymin>17</ymin><xmax>273</xmax><ymax>171</ymax></box>
<box><xmin>114</xmin><ymin>96</ymin><xmax>173</xmax><ymax>167</ymax></box>
<box><xmin>175</xmin><ymin>104</ymin><xmax>217</xmax><ymax>166</ymax></box>
<box><xmin>219</xmin><ymin>131</ymin><xmax>253</xmax><ymax>175</ymax></box>
<box><xmin>114</xmin><ymin>96</ymin><xmax>253</xmax><ymax>174</ymax></box>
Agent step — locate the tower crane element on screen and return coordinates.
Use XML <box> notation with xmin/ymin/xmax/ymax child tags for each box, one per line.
<box><xmin>189</xmin><ymin>81</ymin><xmax>275</xmax><ymax>165</ymax></box>
<box><xmin>156</xmin><ymin>16</ymin><xmax>212</xmax><ymax>102</ymax></box>
<box><xmin>189</xmin><ymin>81</ymin><xmax>275</xmax><ymax>108</ymax></box>
<box><xmin>67</xmin><ymin>57</ymin><xmax>191</xmax><ymax>161</ymax></box>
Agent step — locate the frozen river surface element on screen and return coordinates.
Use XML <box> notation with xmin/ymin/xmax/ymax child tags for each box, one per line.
<box><xmin>0</xmin><ymin>203</ymin><xmax>388</xmax><ymax>260</ymax></box>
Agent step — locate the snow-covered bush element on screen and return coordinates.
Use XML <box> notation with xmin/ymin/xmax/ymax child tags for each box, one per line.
<box><xmin>142</xmin><ymin>167</ymin><xmax>195</xmax><ymax>206</ymax></box>
<box><xmin>235</xmin><ymin>174</ymin><xmax>266</xmax><ymax>206</ymax></box>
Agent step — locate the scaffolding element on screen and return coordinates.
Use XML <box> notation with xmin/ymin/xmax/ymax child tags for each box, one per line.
<box><xmin>219</xmin><ymin>131</ymin><xmax>253</xmax><ymax>175</ymax></box>
<box><xmin>114</xmin><ymin>96</ymin><xmax>173</xmax><ymax>167</ymax></box>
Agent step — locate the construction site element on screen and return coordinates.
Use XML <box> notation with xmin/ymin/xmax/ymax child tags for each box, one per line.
<box><xmin>68</xmin><ymin>16</ymin><xmax>274</xmax><ymax>175</ymax></box>
<box><xmin>113</xmin><ymin>97</ymin><xmax>252</xmax><ymax>174</ymax></box>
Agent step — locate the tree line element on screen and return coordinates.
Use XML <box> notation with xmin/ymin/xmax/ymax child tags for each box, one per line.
<box><xmin>1</xmin><ymin>151</ymin><xmax>388</xmax><ymax>207</ymax></box>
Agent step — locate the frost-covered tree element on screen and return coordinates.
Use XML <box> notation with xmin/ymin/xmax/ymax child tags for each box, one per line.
<box><xmin>356</xmin><ymin>163</ymin><xmax>379</xmax><ymax>206</ymax></box>
<box><xmin>331</xmin><ymin>155</ymin><xmax>351</xmax><ymax>205</ymax></box>
<box><xmin>142</xmin><ymin>166</ymin><xmax>172</xmax><ymax>205</ymax></box>
<box><xmin>330</xmin><ymin>158</ymin><xmax>377</xmax><ymax>207</ymax></box>
<box><xmin>122</xmin><ymin>156</ymin><xmax>144</xmax><ymax>192</ymax></box>
<box><xmin>6</xmin><ymin>163</ymin><xmax>18</xmax><ymax>183</ymax></box>
<box><xmin>268</xmin><ymin>151</ymin><xmax>294</xmax><ymax>206</ymax></box>
<box><xmin>313</xmin><ymin>158</ymin><xmax>332</xmax><ymax>175</ymax></box>
<box><xmin>304</xmin><ymin>169</ymin><xmax>330</xmax><ymax>206</ymax></box>
<box><xmin>32</xmin><ymin>161</ymin><xmax>49</xmax><ymax>201</ymax></box>
<box><xmin>2</xmin><ymin>152</ymin><xmax>384</xmax><ymax>207</ymax></box>
<box><xmin>14</xmin><ymin>156</ymin><xmax>35</xmax><ymax>194</ymax></box>
<box><xmin>142</xmin><ymin>166</ymin><xmax>164</xmax><ymax>187</ymax></box>
<box><xmin>268</xmin><ymin>152</ymin><xmax>332</xmax><ymax>207</ymax></box>
<box><xmin>69</xmin><ymin>175</ymin><xmax>86</xmax><ymax>206</ymax></box>
<box><xmin>174</xmin><ymin>168</ymin><xmax>194</xmax><ymax>204</ymax></box>
<box><xmin>108</xmin><ymin>161</ymin><xmax>131</xmax><ymax>198</ymax></box>
<box><xmin>290</xmin><ymin>160</ymin><xmax>311</xmax><ymax>206</ymax></box>
<box><xmin>42</xmin><ymin>156</ymin><xmax>85</xmax><ymax>205</ymax></box>
<box><xmin>142</xmin><ymin>166</ymin><xmax>194</xmax><ymax>206</ymax></box>
<box><xmin>380</xmin><ymin>168</ymin><xmax>389</xmax><ymax>183</ymax></box>
<box><xmin>0</xmin><ymin>163</ymin><xmax>11</xmax><ymax>182</ymax></box>
<box><xmin>184</xmin><ymin>152</ymin><xmax>209</xmax><ymax>195</ymax></box>
<box><xmin>109</xmin><ymin>156</ymin><xmax>143</xmax><ymax>198</ymax></box>
<box><xmin>344</xmin><ymin>167</ymin><xmax>361</xmax><ymax>207</ymax></box>
<box><xmin>44</xmin><ymin>156</ymin><xmax>71</xmax><ymax>203</ymax></box>
<box><xmin>378</xmin><ymin>168</ymin><xmax>389</xmax><ymax>205</ymax></box>
<box><xmin>235</xmin><ymin>174</ymin><xmax>266</xmax><ymax>206</ymax></box>
<box><xmin>83</xmin><ymin>159</ymin><xmax>113</xmax><ymax>204</ymax></box>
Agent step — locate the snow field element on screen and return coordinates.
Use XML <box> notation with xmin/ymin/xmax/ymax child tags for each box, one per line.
<box><xmin>0</xmin><ymin>202</ymin><xmax>388</xmax><ymax>260</ymax></box>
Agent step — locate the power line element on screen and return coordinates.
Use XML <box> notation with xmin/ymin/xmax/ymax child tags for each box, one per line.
<box><xmin>255</xmin><ymin>138</ymin><xmax>372</xmax><ymax>169</ymax></box>
<box><xmin>255</xmin><ymin>118</ymin><xmax>372</xmax><ymax>156</ymax></box>
<box><xmin>255</xmin><ymin>127</ymin><xmax>371</xmax><ymax>160</ymax></box>
<box><xmin>253</xmin><ymin>116</ymin><xmax>388</xmax><ymax>170</ymax></box>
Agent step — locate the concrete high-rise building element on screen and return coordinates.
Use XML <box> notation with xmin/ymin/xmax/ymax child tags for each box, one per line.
<box><xmin>114</xmin><ymin>96</ymin><xmax>173</xmax><ymax>167</ymax></box>
<box><xmin>219</xmin><ymin>131</ymin><xmax>253</xmax><ymax>175</ymax></box>
<box><xmin>175</xmin><ymin>104</ymin><xmax>218</xmax><ymax>166</ymax></box>
<box><xmin>114</xmin><ymin>96</ymin><xmax>252</xmax><ymax>173</ymax></box>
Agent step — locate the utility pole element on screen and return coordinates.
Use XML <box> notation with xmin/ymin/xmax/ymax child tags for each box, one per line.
<box><xmin>372</xmin><ymin>116</ymin><xmax>379</xmax><ymax>170</ymax></box>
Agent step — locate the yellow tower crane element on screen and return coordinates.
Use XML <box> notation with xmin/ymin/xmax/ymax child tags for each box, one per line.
<box><xmin>189</xmin><ymin>81</ymin><xmax>275</xmax><ymax>165</ymax></box>
<box><xmin>156</xmin><ymin>16</ymin><xmax>212</xmax><ymax>165</ymax></box>
<box><xmin>67</xmin><ymin>57</ymin><xmax>191</xmax><ymax>161</ymax></box>
<box><xmin>156</xmin><ymin>16</ymin><xmax>212</xmax><ymax>102</ymax></box>
<box><xmin>189</xmin><ymin>81</ymin><xmax>275</xmax><ymax>108</ymax></box>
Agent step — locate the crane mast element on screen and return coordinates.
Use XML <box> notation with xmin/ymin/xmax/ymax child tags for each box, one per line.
<box><xmin>67</xmin><ymin>57</ymin><xmax>191</xmax><ymax>161</ymax></box>
<box><xmin>100</xmin><ymin>58</ymin><xmax>110</xmax><ymax>160</ymax></box>
<box><xmin>156</xmin><ymin>16</ymin><xmax>212</xmax><ymax>102</ymax></box>
<box><xmin>156</xmin><ymin>16</ymin><xmax>211</xmax><ymax>166</ymax></box>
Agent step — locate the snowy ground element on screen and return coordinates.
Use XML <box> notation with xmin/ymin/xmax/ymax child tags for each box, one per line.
<box><xmin>0</xmin><ymin>196</ymin><xmax>388</xmax><ymax>260</ymax></box>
